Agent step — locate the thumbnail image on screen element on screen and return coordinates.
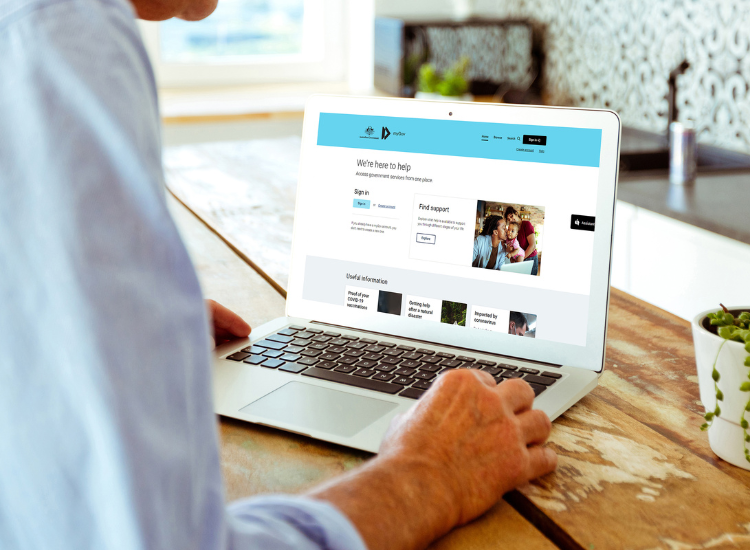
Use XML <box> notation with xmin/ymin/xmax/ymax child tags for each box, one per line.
<box><xmin>441</xmin><ymin>300</ymin><xmax>467</xmax><ymax>327</ymax></box>
<box><xmin>472</xmin><ymin>201</ymin><xmax>545</xmax><ymax>276</ymax></box>
<box><xmin>509</xmin><ymin>311</ymin><xmax>537</xmax><ymax>338</ymax></box>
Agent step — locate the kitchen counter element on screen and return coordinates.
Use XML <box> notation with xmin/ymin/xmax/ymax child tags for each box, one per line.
<box><xmin>618</xmin><ymin>170</ymin><xmax>750</xmax><ymax>245</ymax></box>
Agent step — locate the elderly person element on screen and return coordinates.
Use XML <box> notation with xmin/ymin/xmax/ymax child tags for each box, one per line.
<box><xmin>472</xmin><ymin>214</ymin><xmax>508</xmax><ymax>270</ymax></box>
<box><xmin>504</xmin><ymin>206</ymin><xmax>539</xmax><ymax>276</ymax></box>
<box><xmin>0</xmin><ymin>0</ymin><xmax>557</xmax><ymax>548</ymax></box>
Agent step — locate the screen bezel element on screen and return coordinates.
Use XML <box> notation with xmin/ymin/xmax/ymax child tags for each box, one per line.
<box><xmin>286</xmin><ymin>95</ymin><xmax>620</xmax><ymax>373</ymax></box>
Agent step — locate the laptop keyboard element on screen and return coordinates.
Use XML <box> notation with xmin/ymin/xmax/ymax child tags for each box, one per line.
<box><xmin>224</xmin><ymin>325</ymin><xmax>563</xmax><ymax>400</ymax></box>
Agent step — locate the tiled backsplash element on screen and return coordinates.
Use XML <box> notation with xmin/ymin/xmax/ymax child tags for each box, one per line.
<box><xmin>493</xmin><ymin>0</ymin><xmax>750</xmax><ymax>153</ymax></box>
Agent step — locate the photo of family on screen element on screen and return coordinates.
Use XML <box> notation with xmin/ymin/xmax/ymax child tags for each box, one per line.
<box><xmin>471</xmin><ymin>200</ymin><xmax>545</xmax><ymax>276</ymax></box>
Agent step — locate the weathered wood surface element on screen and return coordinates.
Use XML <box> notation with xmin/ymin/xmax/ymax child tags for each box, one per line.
<box><xmin>166</xmin><ymin>139</ymin><xmax>750</xmax><ymax>549</ymax></box>
<box><xmin>168</xmin><ymin>194</ymin><xmax>558</xmax><ymax>550</ymax></box>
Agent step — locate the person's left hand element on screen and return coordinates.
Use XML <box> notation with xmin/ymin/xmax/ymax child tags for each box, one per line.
<box><xmin>206</xmin><ymin>299</ymin><xmax>251</xmax><ymax>348</ymax></box>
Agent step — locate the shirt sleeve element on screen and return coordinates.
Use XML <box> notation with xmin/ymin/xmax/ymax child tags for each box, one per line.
<box><xmin>227</xmin><ymin>496</ymin><xmax>367</xmax><ymax>550</ymax></box>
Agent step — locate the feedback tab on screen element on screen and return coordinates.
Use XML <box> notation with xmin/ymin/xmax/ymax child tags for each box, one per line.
<box><xmin>468</xmin><ymin>305</ymin><xmax>510</xmax><ymax>332</ymax></box>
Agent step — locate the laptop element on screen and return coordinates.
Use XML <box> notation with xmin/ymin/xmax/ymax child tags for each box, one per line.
<box><xmin>213</xmin><ymin>95</ymin><xmax>620</xmax><ymax>453</ymax></box>
<box><xmin>500</xmin><ymin>261</ymin><xmax>534</xmax><ymax>275</ymax></box>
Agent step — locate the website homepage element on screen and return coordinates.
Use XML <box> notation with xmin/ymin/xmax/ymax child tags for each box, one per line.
<box><xmin>297</xmin><ymin>113</ymin><xmax>602</xmax><ymax>347</ymax></box>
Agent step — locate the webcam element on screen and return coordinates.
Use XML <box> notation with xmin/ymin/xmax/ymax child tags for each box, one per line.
<box><xmin>449</xmin><ymin>112</ymin><xmax>453</xmax><ymax>116</ymax></box>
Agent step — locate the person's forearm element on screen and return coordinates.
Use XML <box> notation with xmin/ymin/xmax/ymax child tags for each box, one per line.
<box><xmin>307</xmin><ymin>454</ymin><xmax>459</xmax><ymax>550</ymax></box>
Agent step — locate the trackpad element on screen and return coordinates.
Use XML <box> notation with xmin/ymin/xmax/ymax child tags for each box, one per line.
<box><xmin>240</xmin><ymin>381</ymin><xmax>398</xmax><ymax>438</ymax></box>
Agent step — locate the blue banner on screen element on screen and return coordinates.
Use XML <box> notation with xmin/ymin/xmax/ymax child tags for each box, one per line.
<box><xmin>317</xmin><ymin>113</ymin><xmax>602</xmax><ymax>168</ymax></box>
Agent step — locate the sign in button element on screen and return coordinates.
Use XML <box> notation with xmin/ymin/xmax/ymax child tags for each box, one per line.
<box><xmin>416</xmin><ymin>233</ymin><xmax>436</xmax><ymax>244</ymax></box>
<box><xmin>523</xmin><ymin>135</ymin><xmax>547</xmax><ymax>146</ymax></box>
<box><xmin>353</xmin><ymin>199</ymin><xmax>371</xmax><ymax>209</ymax></box>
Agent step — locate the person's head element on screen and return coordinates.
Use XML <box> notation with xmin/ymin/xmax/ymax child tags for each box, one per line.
<box><xmin>508</xmin><ymin>311</ymin><xmax>528</xmax><ymax>336</ymax></box>
<box><xmin>506</xmin><ymin>221</ymin><xmax>519</xmax><ymax>240</ymax></box>
<box><xmin>132</xmin><ymin>0</ymin><xmax>217</xmax><ymax>21</ymax></box>
<box><xmin>504</xmin><ymin>206</ymin><xmax>520</xmax><ymax>225</ymax></box>
<box><xmin>480</xmin><ymin>215</ymin><xmax>506</xmax><ymax>240</ymax></box>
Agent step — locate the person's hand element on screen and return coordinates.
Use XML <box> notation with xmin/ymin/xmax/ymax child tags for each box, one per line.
<box><xmin>206</xmin><ymin>299</ymin><xmax>251</xmax><ymax>348</ymax></box>
<box><xmin>380</xmin><ymin>369</ymin><xmax>556</xmax><ymax>527</ymax></box>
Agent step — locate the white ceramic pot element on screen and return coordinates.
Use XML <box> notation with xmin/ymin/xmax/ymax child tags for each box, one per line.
<box><xmin>414</xmin><ymin>92</ymin><xmax>473</xmax><ymax>102</ymax></box>
<box><xmin>692</xmin><ymin>307</ymin><xmax>750</xmax><ymax>469</ymax></box>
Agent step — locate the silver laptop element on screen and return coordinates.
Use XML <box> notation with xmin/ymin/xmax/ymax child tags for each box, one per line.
<box><xmin>213</xmin><ymin>95</ymin><xmax>620</xmax><ymax>453</ymax></box>
<box><xmin>500</xmin><ymin>261</ymin><xmax>534</xmax><ymax>275</ymax></box>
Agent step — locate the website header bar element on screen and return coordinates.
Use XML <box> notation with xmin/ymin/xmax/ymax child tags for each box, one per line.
<box><xmin>317</xmin><ymin>113</ymin><xmax>602</xmax><ymax>168</ymax></box>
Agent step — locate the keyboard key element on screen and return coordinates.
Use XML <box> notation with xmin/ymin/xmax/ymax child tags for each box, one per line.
<box><xmin>482</xmin><ymin>366</ymin><xmax>503</xmax><ymax>376</ymax></box>
<box><xmin>412</xmin><ymin>379</ymin><xmax>433</xmax><ymax>391</ymax></box>
<box><xmin>262</xmin><ymin>359</ymin><xmax>284</xmax><ymax>369</ymax></box>
<box><xmin>302</xmin><ymin>368</ymin><xmax>401</xmax><ymax>394</ymax></box>
<box><xmin>364</xmin><ymin>345</ymin><xmax>385</xmax><ymax>353</ymax></box>
<box><xmin>227</xmin><ymin>352</ymin><xmax>249</xmax><ymax>361</ymax></box>
<box><xmin>289</xmin><ymin>325</ymin><xmax>306</xmax><ymax>330</ymax></box>
<box><xmin>391</xmin><ymin>376</ymin><xmax>413</xmax><ymax>386</ymax></box>
<box><xmin>343</xmin><ymin>349</ymin><xmax>365</xmax><ymax>358</ymax></box>
<box><xmin>308</xmin><ymin>343</ymin><xmax>328</xmax><ymax>351</ymax></box>
<box><xmin>378</xmin><ymin>341</ymin><xmax>396</xmax><ymax>348</ymax></box>
<box><xmin>383</xmin><ymin>349</ymin><xmax>403</xmax><ymax>357</ymax></box>
<box><xmin>353</xmin><ymin>368</ymin><xmax>377</xmax><ymax>377</ymax></box>
<box><xmin>436</xmin><ymin>352</ymin><xmax>455</xmax><ymax>359</ymax></box>
<box><xmin>334</xmin><ymin>365</ymin><xmax>356</xmax><ymax>374</ymax></box>
<box><xmin>280</xmin><ymin>363</ymin><xmax>307</xmax><ymax>374</ymax></box>
<box><xmin>399</xmin><ymin>387</ymin><xmax>426</xmax><ymax>399</ymax></box>
<box><xmin>421</xmin><ymin>356</ymin><xmax>442</xmax><ymax>364</ymax></box>
<box><xmin>298</xmin><ymin>357</ymin><xmax>319</xmax><ymax>366</ymax></box>
<box><xmin>256</xmin><ymin>340</ymin><xmax>286</xmax><ymax>350</ymax></box>
<box><xmin>357</xmin><ymin>359</ymin><xmax>378</xmax><ymax>369</ymax></box>
<box><xmin>520</xmin><ymin>367</ymin><xmax>539</xmax><ymax>375</ymax></box>
<box><xmin>502</xmin><ymin>371</ymin><xmax>524</xmax><ymax>379</ymax></box>
<box><xmin>540</xmin><ymin>371</ymin><xmax>563</xmax><ymax>379</ymax></box>
<box><xmin>418</xmin><ymin>364</ymin><xmax>440</xmax><ymax>373</ymax></box>
<box><xmin>300</xmin><ymin>349</ymin><xmax>322</xmax><ymax>357</ymax></box>
<box><xmin>394</xmin><ymin>367</ymin><xmax>417</xmax><ymax>376</ymax></box>
<box><xmin>280</xmin><ymin>353</ymin><xmax>301</xmax><ymax>362</ymax></box>
<box><xmin>457</xmin><ymin>355</ymin><xmax>475</xmax><ymax>362</ymax></box>
<box><xmin>337</xmin><ymin>357</ymin><xmax>358</xmax><ymax>365</ymax></box>
<box><xmin>529</xmin><ymin>383</ymin><xmax>547</xmax><ymax>396</ymax></box>
<box><xmin>346</xmin><ymin>341</ymin><xmax>367</xmax><ymax>350</ymax></box>
<box><xmin>317</xmin><ymin>361</ymin><xmax>337</xmax><ymax>370</ymax></box>
<box><xmin>400</xmin><ymin>359</ymin><xmax>421</xmax><ymax>368</ymax></box>
<box><xmin>499</xmin><ymin>364</ymin><xmax>517</xmax><ymax>371</ymax></box>
<box><xmin>241</xmin><ymin>346</ymin><xmax>265</xmax><ymax>355</ymax></box>
<box><xmin>323</xmin><ymin>331</ymin><xmax>341</xmax><ymax>337</ymax></box>
<box><xmin>328</xmin><ymin>346</ymin><xmax>346</xmax><ymax>354</ymax></box>
<box><xmin>320</xmin><ymin>353</ymin><xmax>340</xmax><ymax>361</ymax></box>
<box><xmin>360</xmin><ymin>338</ymin><xmax>377</xmax><ymax>344</ymax></box>
<box><xmin>396</xmin><ymin>345</ymin><xmax>416</xmax><ymax>351</ymax></box>
<box><xmin>263</xmin><ymin>349</ymin><xmax>284</xmax><ymax>358</ymax></box>
<box><xmin>414</xmin><ymin>371</ymin><xmax>436</xmax><ymax>380</ymax></box>
<box><xmin>373</xmin><ymin>372</ymin><xmax>395</xmax><ymax>382</ymax></box>
<box><xmin>292</xmin><ymin>338</ymin><xmax>312</xmax><ymax>347</ymax></box>
<box><xmin>268</xmin><ymin>334</ymin><xmax>294</xmax><ymax>344</ymax></box>
<box><xmin>329</xmin><ymin>338</ymin><xmax>349</xmax><ymax>346</ymax></box>
<box><xmin>312</xmin><ymin>335</ymin><xmax>332</xmax><ymax>343</ymax></box>
<box><xmin>476</xmin><ymin>359</ymin><xmax>496</xmax><ymax>367</ymax></box>
<box><xmin>363</xmin><ymin>353</ymin><xmax>384</xmax><ymax>361</ymax></box>
<box><xmin>381</xmin><ymin>357</ymin><xmax>402</xmax><ymax>366</ymax></box>
<box><xmin>306</xmin><ymin>328</ymin><xmax>324</xmax><ymax>334</ymax></box>
<box><xmin>296</xmin><ymin>331</ymin><xmax>315</xmax><ymax>339</ymax></box>
<box><xmin>278</xmin><ymin>328</ymin><xmax>299</xmax><ymax>336</ymax></box>
<box><xmin>341</xmin><ymin>335</ymin><xmax>359</xmax><ymax>341</ymax></box>
<box><xmin>243</xmin><ymin>355</ymin><xmax>267</xmax><ymax>365</ymax></box>
<box><xmin>285</xmin><ymin>345</ymin><xmax>305</xmax><ymax>354</ymax></box>
<box><xmin>440</xmin><ymin>359</ymin><xmax>461</xmax><ymax>368</ymax></box>
<box><xmin>416</xmin><ymin>348</ymin><xmax>435</xmax><ymax>355</ymax></box>
<box><xmin>524</xmin><ymin>374</ymin><xmax>557</xmax><ymax>386</ymax></box>
<box><xmin>375</xmin><ymin>364</ymin><xmax>396</xmax><ymax>373</ymax></box>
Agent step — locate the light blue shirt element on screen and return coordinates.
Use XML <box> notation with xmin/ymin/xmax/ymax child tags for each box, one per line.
<box><xmin>0</xmin><ymin>0</ymin><xmax>367</xmax><ymax>548</ymax></box>
<box><xmin>472</xmin><ymin>234</ymin><xmax>507</xmax><ymax>270</ymax></box>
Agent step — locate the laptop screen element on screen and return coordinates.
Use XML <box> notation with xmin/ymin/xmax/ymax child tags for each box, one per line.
<box><xmin>288</xmin><ymin>98</ymin><xmax>618</xmax><ymax>371</ymax></box>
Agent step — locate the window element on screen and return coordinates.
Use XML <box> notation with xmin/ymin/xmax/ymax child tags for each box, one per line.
<box><xmin>139</xmin><ymin>0</ymin><xmax>355</xmax><ymax>87</ymax></box>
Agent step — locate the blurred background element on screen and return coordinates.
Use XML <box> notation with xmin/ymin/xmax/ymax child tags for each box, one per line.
<box><xmin>150</xmin><ymin>0</ymin><xmax>750</xmax><ymax>320</ymax></box>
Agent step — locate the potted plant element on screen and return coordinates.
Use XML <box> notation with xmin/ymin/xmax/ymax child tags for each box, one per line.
<box><xmin>415</xmin><ymin>57</ymin><xmax>472</xmax><ymax>102</ymax></box>
<box><xmin>693</xmin><ymin>305</ymin><xmax>750</xmax><ymax>468</ymax></box>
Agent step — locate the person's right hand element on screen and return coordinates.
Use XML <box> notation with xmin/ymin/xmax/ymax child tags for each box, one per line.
<box><xmin>379</xmin><ymin>369</ymin><xmax>557</xmax><ymax>528</ymax></box>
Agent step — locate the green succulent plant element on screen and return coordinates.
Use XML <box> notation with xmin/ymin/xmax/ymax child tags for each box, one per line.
<box><xmin>701</xmin><ymin>304</ymin><xmax>750</xmax><ymax>463</ymax></box>
<box><xmin>418</xmin><ymin>56</ymin><xmax>470</xmax><ymax>97</ymax></box>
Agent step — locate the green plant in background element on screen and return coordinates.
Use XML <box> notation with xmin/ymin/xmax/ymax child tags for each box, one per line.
<box><xmin>701</xmin><ymin>304</ymin><xmax>750</xmax><ymax>462</ymax></box>
<box><xmin>418</xmin><ymin>56</ymin><xmax>470</xmax><ymax>97</ymax></box>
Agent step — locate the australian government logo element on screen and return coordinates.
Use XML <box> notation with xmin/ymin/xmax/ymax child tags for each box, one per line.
<box><xmin>360</xmin><ymin>125</ymin><xmax>378</xmax><ymax>140</ymax></box>
<box><xmin>359</xmin><ymin>124</ymin><xmax>405</xmax><ymax>140</ymax></box>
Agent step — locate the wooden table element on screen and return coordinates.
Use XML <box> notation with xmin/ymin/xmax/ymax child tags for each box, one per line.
<box><xmin>165</xmin><ymin>140</ymin><xmax>750</xmax><ymax>550</ymax></box>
